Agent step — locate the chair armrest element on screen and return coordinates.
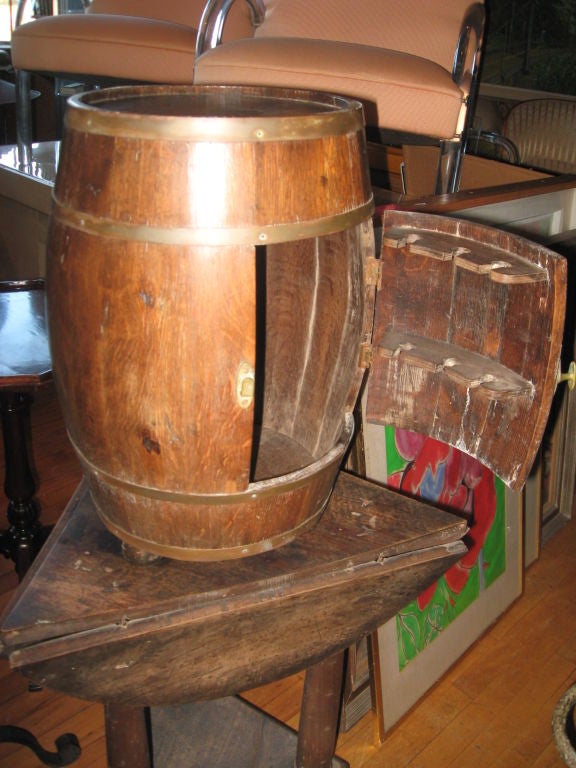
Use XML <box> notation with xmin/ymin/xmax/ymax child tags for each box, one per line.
<box><xmin>451</xmin><ymin>2</ymin><xmax>485</xmax><ymax>96</ymax></box>
<box><xmin>469</xmin><ymin>131</ymin><xmax>520</xmax><ymax>164</ymax></box>
<box><xmin>195</xmin><ymin>0</ymin><xmax>265</xmax><ymax>57</ymax></box>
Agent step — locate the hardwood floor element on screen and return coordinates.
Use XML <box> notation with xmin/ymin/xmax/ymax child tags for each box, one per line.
<box><xmin>0</xmin><ymin>382</ymin><xmax>574</xmax><ymax>767</ymax></box>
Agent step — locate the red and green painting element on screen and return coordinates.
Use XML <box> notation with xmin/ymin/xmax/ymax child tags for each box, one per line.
<box><xmin>383</xmin><ymin>426</ymin><xmax>507</xmax><ymax>670</ymax></box>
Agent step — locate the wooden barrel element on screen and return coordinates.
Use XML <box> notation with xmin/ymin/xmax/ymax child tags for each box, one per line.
<box><xmin>47</xmin><ymin>85</ymin><xmax>374</xmax><ymax>560</ymax></box>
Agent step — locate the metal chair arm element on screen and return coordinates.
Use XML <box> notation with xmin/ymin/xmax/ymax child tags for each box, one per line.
<box><xmin>452</xmin><ymin>2</ymin><xmax>485</xmax><ymax>96</ymax></box>
<box><xmin>471</xmin><ymin>130</ymin><xmax>520</xmax><ymax>164</ymax></box>
<box><xmin>195</xmin><ymin>0</ymin><xmax>265</xmax><ymax>58</ymax></box>
<box><xmin>15</xmin><ymin>0</ymin><xmax>57</xmax><ymax>27</ymax></box>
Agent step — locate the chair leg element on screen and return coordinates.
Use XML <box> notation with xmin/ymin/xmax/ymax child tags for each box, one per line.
<box><xmin>54</xmin><ymin>76</ymin><xmax>72</xmax><ymax>137</ymax></box>
<box><xmin>435</xmin><ymin>138</ymin><xmax>464</xmax><ymax>195</ymax></box>
<box><xmin>15</xmin><ymin>69</ymin><xmax>33</xmax><ymax>168</ymax></box>
<box><xmin>295</xmin><ymin>651</ymin><xmax>346</xmax><ymax>768</ymax></box>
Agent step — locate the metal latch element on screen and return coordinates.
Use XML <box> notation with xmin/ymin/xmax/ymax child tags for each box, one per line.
<box><xmin>236</xmin><ymin>361</ymin><xmax>255</xmax><ymax>408</ymax></box>
<box><xmin>558</xmin><ymin>361</ymin><xmax>576</xmax><ymax>390</ymax></box>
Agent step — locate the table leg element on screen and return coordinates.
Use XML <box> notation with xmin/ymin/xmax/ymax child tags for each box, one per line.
<box><xmin>0</xmin><ymin>392</ymin><xmax>81</xmax><ymax>761</ymax></box>
<box><xmin>0</xmin><ymin>390</ymin><xmax>48</xmax><ymax>580</ymax></box>
<box><xmin>295</xmin><ymin>651</ymin><xmax>346</xmax><ymax>768</ymax></box>
<box><xmin>105</xmin><ymin>704</ymin><xmax>151</xmax><ymax>768</ymax></box>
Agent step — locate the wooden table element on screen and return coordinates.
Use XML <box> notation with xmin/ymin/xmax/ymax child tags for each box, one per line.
<box><xmin>1</xmin><ymin>471</ymin><xmax>467</xmax><ymax>767</ymax></box>
<box><xmin>0</xmin><ymin>279</ymin><xmax>52</xmax><ymax>580</ymax></box>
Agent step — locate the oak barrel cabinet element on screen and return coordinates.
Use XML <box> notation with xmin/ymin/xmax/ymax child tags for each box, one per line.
<box><xmin>0</xmin><ymin>85</ymin><xmax>568</xmax><ymax>766</ymax></box>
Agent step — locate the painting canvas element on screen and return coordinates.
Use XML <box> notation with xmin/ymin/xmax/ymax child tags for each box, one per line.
<box><xmin>362</xmin><ymin>411</ymin><xmax>523</xmax><ymax>732</ymax></box>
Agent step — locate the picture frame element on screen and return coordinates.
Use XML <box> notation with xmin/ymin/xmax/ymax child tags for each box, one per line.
<box><xmin>372</xmin><ymin>494</ymin><xmax>521</xmax><ymax>730</ymax></box>
<box><xmin>360</xmin><ymin>411</ymin><xmax>523</xmax><ymax>734</ymax></box>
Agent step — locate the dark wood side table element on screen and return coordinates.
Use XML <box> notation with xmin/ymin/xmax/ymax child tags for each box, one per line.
<box><xmin>1</xmin><ymin>472</ymin><xmax>467</xmax><ymax>767</ymax></box>
<box><xmin>0</xmin><ymin>279</ymin><xmax>52</xmax><ymax>580</ymax></box>
<box><xmin>0</xmin><ymin>279</ymin><xmax>82</xmax><ymax>765</ymax></box>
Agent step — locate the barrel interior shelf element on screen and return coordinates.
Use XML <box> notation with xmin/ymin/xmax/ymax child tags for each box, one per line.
<box><xmin>364</xmin><ymin>209</ymin><xmax>567</xmax><ymax>491</ymax></box>
<box><xmin>376</xmin><ymin>331</ymin><xmax>533</xmax><ymax>398</ymax></box>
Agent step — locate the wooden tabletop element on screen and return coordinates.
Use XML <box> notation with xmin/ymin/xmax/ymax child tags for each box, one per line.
<box><xmin>0</xmin><ymin>471</ymin><xmax>467</xmax><ymax>705</ymax></box>
<box><xmin>0</xmin><ymin>280</ymin><xmax>51</xmax><ymax>388</ymax></box>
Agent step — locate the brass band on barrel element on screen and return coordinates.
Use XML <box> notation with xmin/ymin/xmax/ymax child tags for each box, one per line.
<box><xmin>66</xmin><ymin>86</ymin><xmax>365</xmax><ymax>143</ymax></box>
<box><xmin>98</xmin><ymin>500</ymin><xmax>330</xmax><ymax>561</ymax></box>
<box><xmin>71</xmin><ymin>413</ymin><xmax>354</xmax><ymax>505</ymax></box>
<box><xmin>52</xmin><ymin>198</ymin><xmax>375</xmax><ymax>246</ymax></box>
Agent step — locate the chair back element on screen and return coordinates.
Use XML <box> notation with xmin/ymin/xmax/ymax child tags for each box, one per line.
<box><xmin>88</xmin><ymin>0</ymin><xmax>254</xmax><ymax>39</ymax></box>
<box><xmin>255</xmin><ymin>0</ymin><xmax>479</xmax><ymax>73</ymax></box>
<box><xmin>87</xmin><ymin>0</ymin><xmax>204</xmax><ymax>25</ymax></box>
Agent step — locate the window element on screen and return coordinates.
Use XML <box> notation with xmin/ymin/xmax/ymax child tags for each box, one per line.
<box><xmin>482</xmin><ymin>0</ymin><xmax>576</xmax><ymax>96</ymax></box>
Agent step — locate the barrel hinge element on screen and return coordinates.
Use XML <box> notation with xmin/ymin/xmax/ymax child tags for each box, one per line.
<box><xmin>365</xmin><ymin>256</ymin><xmax>382</xmax><ymax>288</ymax></box>
<box><xmin>359</xmin><ymin>342</ymin><xmax>374</xmax><ymax>369</ymax></box>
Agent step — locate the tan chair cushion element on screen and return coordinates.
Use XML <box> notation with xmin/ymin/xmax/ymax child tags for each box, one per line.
<box><xmin>194</xmin><ymin>37</ymin><xmax>464</xmax><ymax>138</ymax></box>
<box><xmin>11</xmin><ymin>14</ymin><xmax>198</xmax><ymax>82</ymax></box>
<box><xmin>11</xmin><ymin>0</ymin><xmax>254</xmax><ymax>83</ymax></box>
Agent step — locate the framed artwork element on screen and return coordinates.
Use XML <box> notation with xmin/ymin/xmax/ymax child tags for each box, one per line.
<box><xmin>361</xmin><ymin>411</ymin><xmax>523</xmax><ymax>733</ymax></box>
<box><xmin>523</xmin><ymin>457</ymin><xmax>542</xmax><ymax>567</ymax></box>
<box><xmin>536</xmin><ymin>232</ymin><xmax>576</xmax><ymax>546</ymax></box>
<box><xmin>340</xmin><ymin>636</ymin><xmax>373</xmax><ymax>732</ymax></box>
<box><xmin>534</xmin><ymin>385</ymin><xmax>576</xmax><ymax>546</ymax></box>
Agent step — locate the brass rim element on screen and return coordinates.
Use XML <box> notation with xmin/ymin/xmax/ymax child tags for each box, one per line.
<box><xmin>66</xmin><ymin>84</ymin><xmax>366</xmax><ymax>142</ymax></box>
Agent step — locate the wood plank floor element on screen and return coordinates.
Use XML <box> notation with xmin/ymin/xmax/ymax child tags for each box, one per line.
<box><xmin>0</xmin><ymin>382</ymin><xmax>574</xmax><ymax>767</ymax></box>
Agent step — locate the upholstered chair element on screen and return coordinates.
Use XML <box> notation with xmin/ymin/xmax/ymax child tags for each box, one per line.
<box><xmin>194</xmin><ymin>0</ymin><xmax>485</xmax><ymax>193</ymax></box>
<box><xmin>10</xmin><ymin>0</ymin><xmax>263</xmax><ymax>163</ymax></box>
<box><xmin>502</xmin><ymin>98</ymin><xmax>576</xmax><ymax>174</ymax></box>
